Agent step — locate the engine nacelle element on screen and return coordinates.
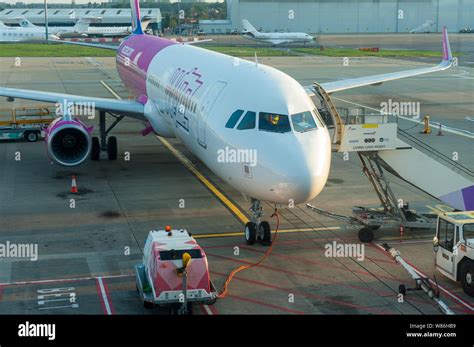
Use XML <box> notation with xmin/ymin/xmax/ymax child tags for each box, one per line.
<box><xmin>45</xmin><ymin>118</ymin><xmax>92</xmax><ymax>166</ymax></box>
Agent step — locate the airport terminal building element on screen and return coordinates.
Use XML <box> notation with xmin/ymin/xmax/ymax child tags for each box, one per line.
<box><xmin>200</xmin><ymin>0</ymin><xmax>474</xmax><ymax>34</ymax></box>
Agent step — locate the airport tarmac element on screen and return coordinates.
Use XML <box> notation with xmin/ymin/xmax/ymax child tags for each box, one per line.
<box><xmin>0</xmin><ymin>55</ymin><xmax>472</xmax><ymax>315</ymax></box>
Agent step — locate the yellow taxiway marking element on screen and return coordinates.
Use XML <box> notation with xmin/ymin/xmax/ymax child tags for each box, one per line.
<box><xmin>100</xmin><ymin>80</ymin><xmax>123</xmax><ymax>100</ymax></box>
<box><xmin>194</xmin><ymin>226</ymin><xmax>341</xmax><ymax>239</ymax></box>
<box><xmin>158</xmin><ymin>137</ymin><xmax>250</xmax><ymax>224</ymax></box>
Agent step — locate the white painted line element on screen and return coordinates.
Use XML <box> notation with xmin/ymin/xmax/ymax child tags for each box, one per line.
<box><xmin>39</xmin><ymin>304</ymin><xmax>79</xmax><ymax>310</ymax></box>
<box><xmin>38</xmin><ymin>298</ymin><xmax>75</xmax><ymax>305</ymax></box>
<box><xmin>203</xmin><ymin>304</ymin><xmax>213</xmax><ymax>315</ymax></box>
<box><xmin>332</xmin><ymin>96</ymin><xmax>474</xmax><ymax>139</ymax></box>
<box><xmin>374</xmin><ymin>243</ymin><xmax>474</xmax><ymax>312</ymax></box>
<box><xmin>0</xmin><ymin>273</ymin><xmax>133</xmax><ymax>287</ymax></box>
<box><xmin>97</xmin><ymin>277</ymin><xmax>112</xmax><ymax>315</ymax></box>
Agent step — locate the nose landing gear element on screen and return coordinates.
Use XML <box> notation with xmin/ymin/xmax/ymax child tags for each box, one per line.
<box><xmin>245</xmin><ymin>199</ymin><xmax>272</xmax><ymax>246</ymax></box>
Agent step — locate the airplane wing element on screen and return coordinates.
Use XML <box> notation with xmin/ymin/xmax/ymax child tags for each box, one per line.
<box><xmin>0</xmin><ymin>87</ymin><xmax>145</xmax><ymax>120</ymax></box>
<box><xmin>309</xmin><ymin>27</ymin><xmax>453</xmax><ymax>94</ymax></box>
<box><xmin>50</xmin><ymin>39</ymin><xmax>119</xmax><ymax>50</ymax></box>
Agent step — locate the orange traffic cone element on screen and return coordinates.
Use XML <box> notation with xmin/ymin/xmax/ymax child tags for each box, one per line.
<box><xmin>71</xmin><ymin>175</ymin><xmax>78</xmax><ymax>193</ymax></box>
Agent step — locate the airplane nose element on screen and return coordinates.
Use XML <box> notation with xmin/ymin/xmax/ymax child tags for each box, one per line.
<box><xmin>269</xmin><ymin>128</ymin><xmax>331</xmax><ymax>204</ymax></box>
<box><xmin>290</xmin><ymin>135</ymin><xmax>331</xmax><ymax>204</ymax></box>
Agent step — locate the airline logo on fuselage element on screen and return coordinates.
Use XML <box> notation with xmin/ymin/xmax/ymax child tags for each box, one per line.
<box><xmin>121</xmin><ymin>45</ymin><xmax>135</xmax><ymax>57</ymax></box>
<box><xmin>164</xmin><ymin>67</ymin><xmax>204</xmax><ymax>132</ymax></box>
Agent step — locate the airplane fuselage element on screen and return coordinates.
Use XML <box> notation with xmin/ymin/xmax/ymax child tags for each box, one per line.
<box><xmin>116</xmin><ymin>35</ymin><xmax>331</xmax><ymax>205</ymax></box>
<box><xmin>244</xmin><ymin>32</ymin><xmax>313</xmax><ymax>45</ymax></box>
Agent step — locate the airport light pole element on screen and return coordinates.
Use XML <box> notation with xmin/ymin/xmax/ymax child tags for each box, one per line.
<box><xmin>44</xmin><ymin>0</ymin><xmax>49</xmax><ymax>44</ymax></box>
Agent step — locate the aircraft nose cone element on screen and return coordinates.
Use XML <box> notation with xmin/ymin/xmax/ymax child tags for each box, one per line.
<box><xmin>270</xmin><ymin>129</ymin><xmax>331</xmax><ymax>204</ymax></box>
<box><xmin>290</xmin><ymin>141</ymin><xmax>331</xmax><ymax>204</ymax></box>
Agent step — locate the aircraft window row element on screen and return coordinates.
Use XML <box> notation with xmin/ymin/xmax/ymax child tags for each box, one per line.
<box><xmin>1</xmin><ymin>32</ymin><xmax>35</xmax><ymax>37</ymax></box>
<box><xmin>159</xmin><ymin>77</ymin><xmax>198</xmax><ymax>115</ymax></box>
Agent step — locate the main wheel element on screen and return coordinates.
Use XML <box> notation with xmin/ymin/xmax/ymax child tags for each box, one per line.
<box><xmin>460</xmin><ymin>261</ymin><xmax>474</xmax><ymax>297</ymax></box>
<box><xmin>245</xmin><ymin>222</ymin><xmax>257</xmax><ymax>245</ymax></box>
<box><xmin>107</xmin><ymin>136</ymin><xmax>117</xmax><ymax>161</ymax></box>
<box><xmin>25</xmin><ymin>132</ymin><xmax>38</xmax><ymax>142</ymax></box>
<box><xmin>91</xmin><ymin>137</ymin><xmax>100</xmax><ymax>161</ymax></box>
<box><xmin>260</xmin><ymin>221</ymin><xmax>271</xmax><ymax>245</ymax></box>
<box><xmin>398</xmin><ymin>284</ymin><xmax>407</xmax><ymax>296</ymax></box>
<box><xmin>358</xmin><ymin>227</ymin><xmax>374</xmax><ymax>243</ymax></box>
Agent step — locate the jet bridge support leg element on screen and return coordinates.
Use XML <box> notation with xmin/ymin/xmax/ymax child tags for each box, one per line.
<box><xmin>355</xmin><ymin>152</ymin><xmax>408</xmax><ymax>243</ymax></box>
<box><xmin>91</xmin><ymin>110</ymin><xmax>123</xmax><ymax>161</ymax></box>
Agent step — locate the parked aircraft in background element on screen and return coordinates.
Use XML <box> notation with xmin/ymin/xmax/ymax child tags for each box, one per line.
<box><xmin>242</xmin><ymin>19</ymin><xmax>314</xmax><ymax>45</ymax></box>
<box><xmin>17</xmin><ymin>17</ymin><xmax>90</xmax><ymax>38</ymax></box>
<box><xmin>410</xmin><ymin>20</ymin><xmax>435</xmax><ymax>33</ymax></box>
<box><xmin>0</xmin><ymin>20</ymin><xmax>59</xmax><ymax>42</ymax></box>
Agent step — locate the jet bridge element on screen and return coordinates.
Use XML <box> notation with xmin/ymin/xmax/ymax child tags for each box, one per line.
<box><xmin>309</xmin><ymin>83</ymin><xmax>474</xmax><ymax>242</ymax></box>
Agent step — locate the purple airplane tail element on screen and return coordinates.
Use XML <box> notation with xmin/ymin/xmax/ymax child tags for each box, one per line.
<box><xmin>131</xmin><ymin>0</ymin><xmax>144</xmax><ymax>35</ymax></box>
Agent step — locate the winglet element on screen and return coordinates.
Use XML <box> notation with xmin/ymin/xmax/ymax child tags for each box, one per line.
<box><xmin>130</xmin><ymin>0</ymin><xmax>144</xmax><ymax>35</ymax></box>
<box><xmin>442</xmin><ymin>26</ymin><xmax>453</xmax><ymax>63</ymax></box>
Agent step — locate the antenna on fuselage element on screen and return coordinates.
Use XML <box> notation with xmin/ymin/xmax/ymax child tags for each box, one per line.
<box><xmin>254</xmin><ymin>51</ymin><xmax>259</xmax><ymax>67</ymax></box>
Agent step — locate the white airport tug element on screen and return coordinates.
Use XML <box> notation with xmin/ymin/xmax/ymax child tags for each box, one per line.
<box><xmin>433</xmin><ymin>211</ymin><xmax>474</xmax><ymax>297</ymax></box>
<box><xmin>135</xmin><ymin>227</ymin><xmax>218</xmax><ymax>314</ymax></box>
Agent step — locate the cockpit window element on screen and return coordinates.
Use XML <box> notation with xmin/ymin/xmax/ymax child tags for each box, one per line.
<box><xmin>237</xmin><ymin>111</ymin><xmax>256</xmax><ymax>130</ymax></box>
<box><xmin>259</xmin><ymin>112</ymin><xmax>291</xmax><ymax>133</ymax></box>
<box><xmin>291</xmin><ymin>111</ymin><xmax>317</xmax><ymax>133</ymax></box>
<box><xmin>225</xmin><ymin>109</ymin><xmax>244</xmax><ymax>129</ymax></box>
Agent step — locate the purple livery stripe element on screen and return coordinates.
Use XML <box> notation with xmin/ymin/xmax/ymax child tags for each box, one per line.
<box><xmin>116</xmin><ymin>35</ymin><xmax>176</xmax><ymax>100</ymax></box>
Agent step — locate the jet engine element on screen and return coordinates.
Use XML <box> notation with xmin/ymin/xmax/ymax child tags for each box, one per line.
<box><xmin>45</xmin><ymin>118</ymin><xmax>92</xmax><ymax>166</ymax></box>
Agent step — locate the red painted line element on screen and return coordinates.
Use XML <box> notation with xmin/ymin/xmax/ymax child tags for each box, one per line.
<box><xmin>211</xmin><ymin>270</ymin><xmax>391</xmax><ymax>315</ymax></box>
<box><xmin>95</xmin><ymin>278</ymin><xmax>108</xmax><ymax>315</ymax></box>
<box><xmin>228</xmin><ymin>294</ymin><xmax>305</xmax><ymax>315</ymax></box>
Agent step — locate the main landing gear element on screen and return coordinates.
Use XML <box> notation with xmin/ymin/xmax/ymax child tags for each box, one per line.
<box><xmin>91</xmin><ymin>110</ymin><xmax>123</xmax><ymax>161</ymax></box>
<box><xmin>245</xmin><ymin>199</ymin><xmax>272</xmax><ymax>246</ymax></box>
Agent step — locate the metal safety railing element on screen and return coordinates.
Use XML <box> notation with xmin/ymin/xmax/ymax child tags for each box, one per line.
<box><xmin>398</xmin><ymin>128</ymin><xmax>473</xmax><ymax>178</ymax></box>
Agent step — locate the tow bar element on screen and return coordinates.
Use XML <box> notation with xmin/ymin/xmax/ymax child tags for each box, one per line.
<box><xmin>381</xmin><ymin>243</ymin><xmax>454</xmax><ymax>315</ymax></box>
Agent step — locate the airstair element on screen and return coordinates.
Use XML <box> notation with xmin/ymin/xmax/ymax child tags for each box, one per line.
<box><xmin>308</xmin><ymin>83</ymin><xmax>474</xmax><ymax>242</ymax></box>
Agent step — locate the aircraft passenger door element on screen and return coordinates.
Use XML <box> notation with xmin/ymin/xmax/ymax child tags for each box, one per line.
<box><xmin>197</xmin><ymin>81</ymin><xmax>227</xmax><ymax>149</ymax></box>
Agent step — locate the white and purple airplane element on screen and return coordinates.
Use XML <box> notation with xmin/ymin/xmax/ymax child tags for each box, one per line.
<box><xmin>0</xmin><ymin>0</ymin><xmax>454</xmax><ymax>245</ymax></box>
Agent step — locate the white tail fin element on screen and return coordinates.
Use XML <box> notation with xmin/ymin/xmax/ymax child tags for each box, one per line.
<box><xmin>73</xmin><ymin>17</ymin><xmax>93</xmax><ymax>33</ymax></box>
<box><xmin>242</xmin><ymin>19</ymin><xmax>258</xmax><ymax>34</ymax></box>
<box><xmin>130</xmin><ymin>0</ymin><xmax>143</xmax><ymax>35</ymax></box>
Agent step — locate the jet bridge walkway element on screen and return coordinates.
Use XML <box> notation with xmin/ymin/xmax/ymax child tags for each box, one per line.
<box><xmin>308</xmin><ymin>83</ymin><xmax>474</xmax><ymax>242</ymax></box>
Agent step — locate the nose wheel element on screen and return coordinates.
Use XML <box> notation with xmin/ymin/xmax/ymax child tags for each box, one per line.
<box><xmin>244</xmin><ymin>199</ymin><xmax>272</xmax><ymax>246</ymax></box>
